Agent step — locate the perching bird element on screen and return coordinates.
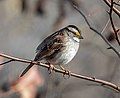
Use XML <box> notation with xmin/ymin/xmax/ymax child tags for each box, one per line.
<box><xmin>20</xmin><ymin>25</ymin><xmax>83</xmax><ymax>77</ymax></box>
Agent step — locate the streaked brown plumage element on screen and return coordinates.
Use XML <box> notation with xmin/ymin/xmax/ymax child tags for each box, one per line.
<box><xmin>20</xmin><ymin>25</ymin><xmax>83</xmax><ymax>77</ymax></box>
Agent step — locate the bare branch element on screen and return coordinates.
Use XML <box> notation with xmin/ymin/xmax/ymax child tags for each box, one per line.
<box><xmin>113</xmin><ymin>2</ymin><xmax>120</xmax><ymax>6</ymax></box>
<box><xmin>101</xmin><ymin>19</ymin><xmax>110</xmax><ymax>34</ymax></box>
<box><xmin>0</xmin><ymin>59</ymin><xmax>14</xmax><ymax>65</ymax></box>
<box><xmin>71</xmin><ymin>4</ymin><xmax>120</xmax><ymax>58</ymax></box>
<box><xmin>0</xmin><ymin>53</ymin><xmax>120</xmax><ymax>92</ymax></box>
<box><xmin>102</xmin><ymin>0</ymin><xmax>120</xmax><ymax>17</ymax></box>
<box><xmin>108</xmin><ymin>0</ymin><xmax>120</xmax><ymax>45</ymax></box>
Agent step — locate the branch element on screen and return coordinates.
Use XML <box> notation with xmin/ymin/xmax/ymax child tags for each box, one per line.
<box><xmin>71</xmin><ymin>4</ymin><xmax>120</xmax><ymax>58</ymax></box>
<box><xmin>102</xmin><ymin>0</ymin><xmax>120</xmax><ymax>17</ymax></box>
<box><xmin>0</xmin><ymin>53</ymin><xmax>120</xmax><ymax>92</ymax></box>
<box><xmin>101</xmin><ymin>18</ymin><xmax>110</xmax><ymax>34</ymax></box>
<box><xmin>108</xmin><ymin>0</ymin><xmax>120</xmax><ymax>45</ymax></box>
<box><xmin>0</xmin><ymin>59</ymin><xmax>14</xmax><ymax>65</ymax></box>
<box><xmin>113</xmin><ymin>2</ymin><xmax>120</xmax><ymax>6</ymax></box>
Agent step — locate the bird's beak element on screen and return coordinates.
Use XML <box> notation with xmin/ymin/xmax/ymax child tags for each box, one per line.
<box><xmin>79</xmin><ymin>36</ymin><xmax>83</xmax><ymax>39</ymax></box>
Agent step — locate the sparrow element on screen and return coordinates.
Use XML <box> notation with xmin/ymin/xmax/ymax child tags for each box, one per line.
<box><xmin>20</xmin><ymin>25</ymin><xmax>83</xmax><ymax>77</ymax></box>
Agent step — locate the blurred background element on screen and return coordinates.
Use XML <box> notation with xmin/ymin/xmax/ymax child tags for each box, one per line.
<box><xmin>0</xmin><ymin>0</ymin><xmax>120</xmax><ymax>98</ymax></box>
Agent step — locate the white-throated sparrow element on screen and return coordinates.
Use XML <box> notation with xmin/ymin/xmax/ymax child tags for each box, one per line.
<box><xmin>20</xmin><ymin>25</ymin><xmax>83</xmax><ymax>77</ymax></box>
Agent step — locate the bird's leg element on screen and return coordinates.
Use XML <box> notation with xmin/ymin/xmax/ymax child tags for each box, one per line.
<box><xmin>59</xmin><ymin>65</ymin><xmax>71</xmax><ymax>79</ymax></box>
<box><xmin>45</xmin><ymin>62</ymin><xmax>54</xmax><ymax>74</ymax></box>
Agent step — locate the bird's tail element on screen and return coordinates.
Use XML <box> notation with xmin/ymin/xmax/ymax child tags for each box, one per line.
<box><xmin>20</xmin><ymin>63</ymin><xmax>34</xmax><ymax>77</ymax></box>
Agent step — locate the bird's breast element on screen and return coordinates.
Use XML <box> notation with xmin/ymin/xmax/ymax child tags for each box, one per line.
<box><xmin>47</xmin><ymin>38</ymin><xmax>79</xmax><ymax>65</ymax></box>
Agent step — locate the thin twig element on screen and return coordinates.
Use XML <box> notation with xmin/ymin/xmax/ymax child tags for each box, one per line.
<box><xmin>0</xmin><ymin>59</ymin><xmax>14</xmax><ymax>65</ymax></box>
<box><xmin>102</xmin><ymin>0</ymin><xmax>120</xmax><ymax>17</ymax></box>
<box><xmin>101</xmin><ymin>18</ymin><xmax>110</xmax><ymax>34</ymax></box>
<box><xmin>113</xmin><ymin>2</ymin><xmax>120</xmax><ymax>6</ymax></box>
<box><xmin>71</xmin><ymin>4</ymin><xmax>120</xmax><ymax>58</ymax></box>
<box><xmin>108</xmin><ymin>0</ymin><xmax>120</xmax><ymax>45</ymax></box>
<box><xmin>0</xmin><ymin>53</ymin><xmax>120</xmax><ymax>92</ymax></box>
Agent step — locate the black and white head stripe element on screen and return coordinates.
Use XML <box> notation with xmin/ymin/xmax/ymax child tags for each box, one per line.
<box><xmin>66</xmin><ymin>25</ymin><xmax>81</xmax><ymax>35</ymax></box>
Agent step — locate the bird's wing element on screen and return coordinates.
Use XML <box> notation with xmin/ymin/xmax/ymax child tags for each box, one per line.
<box><xmin>34</xmin><ymin>31</ymin><xmax>65</xmax><ymax>61</ymax></box>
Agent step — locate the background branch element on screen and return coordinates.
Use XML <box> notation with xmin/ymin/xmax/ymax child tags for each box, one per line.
<box><xmin>113</xmin><ymin>1</ymin><xmax>120</xmax><ymax>6</ymax></box>
<box><xmin>71</xmin><ymin>3</ymin><xmax>120</xmax><ymax>58</ymax></box>
<box><xmin>0</xmin><ymin>59</ymin><xmax>14</xmax><ymax>65</ymax></box>
<box><xmin>102</xmin><ymin>0</ymin><xmax>120</xmax><ymax>17</ymax></box>
<box><xmin>0</xmin><ymin>53</ymin><xmax>120</xmax><ymax>92</ymax></box>
<box><xmin>108</xmin><ymin>0</ymin><xmax>120</xmax><ymax>45</ymax></box>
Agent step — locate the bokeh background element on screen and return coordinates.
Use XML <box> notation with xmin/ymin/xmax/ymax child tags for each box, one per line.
<box><xmin>0</xmin><ymin>0</ymin><xmax>120</xmax><ymax>98</ymax></box>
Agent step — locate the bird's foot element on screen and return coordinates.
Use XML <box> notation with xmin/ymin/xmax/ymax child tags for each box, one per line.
<box><xmin>63</xmin><ymin>70</ymin><xmax>71</xmax><ymax>79</ymax></box>
<box><xmin>60</xmin><ymin>65</ymin><xmax>71</xmax><ymax>79</ymax></box>
<box><xmin>46</xmin><ymin>63</ymin><xmax>54</xmax><ymax>74</ymax></box>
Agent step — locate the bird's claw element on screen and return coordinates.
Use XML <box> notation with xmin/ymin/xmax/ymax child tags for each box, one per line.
<box><xmin>46</xmin><ymin>63</ymin><xmax>54</xmax><ymax>74</ymax></box>
<box><xmin>59</xmin><ymin>65</ymin><xmax>71</xmax><ymax>79</ymax></box>
<box><xmin>63</xmin><ymin>69</ymin><xmax>71</xmax><ymax>79</ymax></box>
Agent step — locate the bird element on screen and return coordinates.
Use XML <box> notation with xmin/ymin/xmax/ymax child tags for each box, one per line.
<box><xmin>20</xmin><ymin>25</ymin><xmax>83</xmax><ymax>77</ymax></box>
